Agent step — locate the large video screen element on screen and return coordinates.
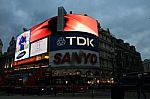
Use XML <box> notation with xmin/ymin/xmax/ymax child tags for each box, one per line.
<box><xmin>49</xmin><ymin>31</ymin><xmax>99</xmax><ymax>67</ymax></box>
<box><xmin>15</xmin><ymin>30</ymin><xmax>30</xmax><ymax>61</ymax></box>
<box><xmin>64</xmin><ymin>14</ymin><xmax>98</xmax><ymax>37</ymax></box>
<box><xmin>30</xmin><ymin>19</ymin><xmax>51</xmax><ymax>42</ymax></box>
<box><xmin>30</xmin><ymin>14</ymin><xmax>98</xmax><ymax>43</ymax></box>
<box><xmin>50</xmin><ymin>50</ymin><xmax>99</xmax><ymax>67</ymax></box>
<box><xmin>50</xmin><ymin>31</ymin><xmax>99</xmax><ymax>52</ymax></box>
<box><xmin>30</xmin><ymin>38</ymin><xmax>48</xmax><ymax>57</ymax></box>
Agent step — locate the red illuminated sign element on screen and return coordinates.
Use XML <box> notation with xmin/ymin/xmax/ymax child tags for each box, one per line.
<box><xmin>30</xmin><ymin>19</ymin><xmax>51</xmax><ymax>42</ymax></box>
<box><xmin>53</xmin><ymin>52</ymin><xmax>97</xmax><ymax>65</ymax></box>
<box><xmin>15</xmin><ymin>14</ymin><xmax>99</xmax><ymax>66</ymax></box>
<box><xmin>30</xmin><ymin>14</ymin><xmax>98</xmax><ymax>43</ymax></box>
<box><xmin>13</xmin><ymin>56</ymin><xmax>36</xmax><ymax>66</ymax></box>
<box><xmin>13</xmin><ymin>53</ymin><xmax>48</xmax><ymax>66</ymax></box>
<box><xmin>64</xmin><ymin>14</ymin><xmax>98</xmax><ymax>37</ymax></box>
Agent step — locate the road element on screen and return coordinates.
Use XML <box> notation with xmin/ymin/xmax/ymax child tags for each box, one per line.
<box><xmin>0</xmin><ymin>89</ymin><xmax>150</xmax><ymax>99</ymax></box>
<box><xmin>0</xmin><ymin>90</ymin><xmax>150</xmax><ymax>99</ymax></box>
<box><xmin>0</xmin><ymin>95</ymin><xmax>146</xmax><ymax>99</ymax></box>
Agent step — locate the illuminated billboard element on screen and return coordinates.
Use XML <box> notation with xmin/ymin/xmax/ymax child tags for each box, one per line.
<box><xmin>15</xmin><ymin>30</ymin><xmax>30</xmax><ymax>61</ymax></box>
<box><xmin>30</xmin><ymin>19</ymin><xmax>51</xmax><ymax>42</ymax></box>
<box><xmin>13</xmin><ymin>13</ymin><xmax>99</xmax><ymax>65</ymax></box>
<box><xmin>30</xmin><ymin>14</ymin><xmax>98</xmax><ymax>43</ymax></box>
<box><xmin>50</xmin><ymin>50</ymin><xmax>99</xmax><ymax>67</ymax></box>
<box><xmin>50</xmin><ymin>32</ymin><xmax>99</xmax><ymax>52</ymax></box>
<box><xmin>30</xmin><ymin>38</ymin><xmax>48</xmax><ymax>57</ymax></box>
<box><xmin>64</xmin><ymin>14</ymin><xmax>98</xmax><ymax>37</ymax></box>
<box><xmin>50</xmin><ymin>31</ymin><xmax>99</xmax><ymax>67</ymax></box>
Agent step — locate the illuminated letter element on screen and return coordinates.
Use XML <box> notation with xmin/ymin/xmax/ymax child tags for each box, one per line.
<box><xmin>61</xmin><ymin>52</ymin><xmax>71</xmax><ymax>64</ymax></box>
<box><xmin>87</xmin><ymin>38</ymin><xmax>89</xmax><ymax>46</ymax></box>
<box><xmin>83</xmin><ymin>53</ymin><xmax>91</xmax><ymax>64</ymax></box>
<box><xmin>66</xmin><ymin>37</ymin><xmax>76</xmax><ymax>45</ymax></box>
<box><xmin>73</xmin><ymin>52</ymin><xmax>81</xmax><ymax>64</ymax></box>
<box><xmin>90</xmin><ymin>54</ymin><xmax>97</xmax><ymax>65</ymax></box>
<box><xmin>90</xmin><ymin>39</ymin><xmax>94</xmax><ymax>47</ymax></box>
<box><xmin>53</xmin><ymin>53</ymin><xmax>62</xmax><ymax>64</ymax></box>
<box><xmin>77</xmin><ymin>37</ymin><xmax>86</xmax><ymax>46</ymax></box>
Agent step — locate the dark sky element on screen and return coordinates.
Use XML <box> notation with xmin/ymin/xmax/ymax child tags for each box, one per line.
<box><xmin>0</xmin><ymin>0</ymin><xmax>150</xmax><ymax>60</ymax></box>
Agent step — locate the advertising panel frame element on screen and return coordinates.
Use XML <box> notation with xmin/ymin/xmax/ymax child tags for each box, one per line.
<box><xmin>30</xmin><ymin>37</ymin><xmax>48</xmax><ymax>57</ymax></box>
<box><xmin>49</xmin><ymin>31</ymin><xmax>99</xmax><ymax>67</ymax></box>
<box><xmin>14</xmin><ymin>30</ymin><xmax>30</xmax><ymax>61</ymax></box>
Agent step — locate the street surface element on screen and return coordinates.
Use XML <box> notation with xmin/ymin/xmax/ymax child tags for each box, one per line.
<box><xmin>0</xmin><ymin>90</ymin><xmax>150</xmax><ymax>99</ymax></box>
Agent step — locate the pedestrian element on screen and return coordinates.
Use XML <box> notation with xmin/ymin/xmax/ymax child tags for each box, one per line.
<box><xmin>111</xmin><ymin>78</ymin><xmax>124</xmax><ymax>99</ymax></box>
<box><xmin>136</xmin><ymin>74</ymin><xmax>146</xmax><ymax>99</ymax></box>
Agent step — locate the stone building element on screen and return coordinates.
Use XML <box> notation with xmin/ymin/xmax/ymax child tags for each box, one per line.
<box><xmin>113</xmin><ymin>37</ymin><xmax>143</xmax><ymax>76</ymax></box>
<box><xmin>143</xmin><ymin>59</ymin><xmax>150</xmax><ymax>72</ymax></box>
<box><xmin>0</xmin><ymin>38</ymin><xmax>3</xmax><ymax>74</ymax></box>
<box><xmin>99</xmin><ymin>28</ymin><xmax>143</xmax><ymax>78</ymax></box>
<box><xmin>99</xmin><ymin>28</ymin><xmax>114</xmax><ymax>79</ymax></box>
<box><xmin>0</xmin><ymin>38</ymin><xmax>3</xmax><ymax>55</ymax></box>
<box><xmin>5</xmin><ymin>37</ymin><xmax>16</xmax><ymax>69</ymax></box>
<box><xmin>0</xmin><ymin>37</ymin><xmax>16</xmax><ymax>75</ymax></box>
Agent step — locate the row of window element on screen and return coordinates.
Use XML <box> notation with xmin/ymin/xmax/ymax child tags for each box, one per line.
<box><xmin>99</xmin><ymin>59</ymin><xmax>112</xmax><ymax>68</ymax></box>
<box><xmin>99</xmin><ymin>42</ymin><xmax>112</xmax><ymax>50</ymax></box>
<box><xmin>99</xmin><ymin>33</ymin><xmax>111</xmax><ymax>43</ymax></box>
<box><xmin>99</xmin><ymin>51</ymin><xmax>112</xmax><ymax>59</ymax></box>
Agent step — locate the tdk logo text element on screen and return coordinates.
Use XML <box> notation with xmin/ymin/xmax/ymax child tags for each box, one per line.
<box><xmin>57</xmin><ymin>36</ymin><xmax>94</xmax><ymax>47</ymax></box>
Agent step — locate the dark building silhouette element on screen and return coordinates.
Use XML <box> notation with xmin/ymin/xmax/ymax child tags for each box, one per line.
<box><xmin>0</xmin><ymin>38</ymin><xmax>3</xmax><ymax>74</ymax></box>
<box><xmin>143</xmin><ymin>59</ymin><xmax>150</xmax><ymax>72</ymax></box>
<box><xmin>0</xmin><ymin>37</ymin><xmax>16</xmax><ymax>75</ymax></box>
<box><xmin>99</xmin><ymin>28</ymin><xmax>143</xmax><ymax>79</ymax></box>
<box><xmin>0</xmin><ymin>38</ymin><xmax>3</xmax><ymax>55</ymax></box>
<box><xmin>112</xmin><ymin>36</ymin><xmax>143</xmax><ymax>77</ymax></box>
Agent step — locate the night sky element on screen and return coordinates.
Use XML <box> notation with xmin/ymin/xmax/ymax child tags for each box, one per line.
<box><xmin>0</xmin><ymin>0</ymin><xmax>150</xmax><ymax>60</ymax></box>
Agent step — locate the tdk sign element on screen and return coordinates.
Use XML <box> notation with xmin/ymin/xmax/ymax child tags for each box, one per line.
<box><xmin>57</xmin><ymin>36</ymin><xmax>94</xmax><ymax>47</ymax></box>
<box><xmin>50</xmin><ymin>32</ymin><xmax>99</xmax><ymax>52</ymax></box>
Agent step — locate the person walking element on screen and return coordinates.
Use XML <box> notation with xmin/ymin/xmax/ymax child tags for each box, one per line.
<box><xmin>136</xmin><ymin>74</ymin><xmax>146</xmax><ymax>99</ymax></box>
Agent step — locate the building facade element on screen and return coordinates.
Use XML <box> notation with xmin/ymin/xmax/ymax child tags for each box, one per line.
<box><xmin>98</xmin><ymin>28</ymin><xmax>143</xmax><ymax>78</ymax></box>
<box><xmin>143</xmin><ymin>59</ymin><xmax>150</xmax><ymax>72</ymax></box>
<box><xmin>0</xmin><ymin>38</ymin><xmax>3</xmax><ymax>74</ymax></box>
<box><xmin>0</xmin><ymin>37</ymin><xmax>16</xmax><ymax>75</ymax></box>
<box><xmin>0</xmin><ymin>38</ymin><xmax>3</xmax><ymax>55</ymax></box>
<box><xmin>99</xmin><ymin>28</ymin><xmax>114</xmax><ymax>80</ymax></box>
<box><xmin>113</xmin><ymin>38</ymin><xmax>143</xmax><ymax>75</ymax></box>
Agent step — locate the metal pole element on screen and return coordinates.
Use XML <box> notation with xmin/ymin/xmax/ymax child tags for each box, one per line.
<box><xmin>112</xmin><ymin>57</ymin><xmax>115</xmax><ymax>79</ymax></box>
<box><xmin>92</xmin><ymin>83</ymin><xmax>94</xmax><ymax>98</ymax></box>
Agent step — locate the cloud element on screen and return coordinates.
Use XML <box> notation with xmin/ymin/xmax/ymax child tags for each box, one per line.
<box><xmin>0</xmin><ymin>0</ymin><xmax>150</xmax><ymax>60</ymax></box>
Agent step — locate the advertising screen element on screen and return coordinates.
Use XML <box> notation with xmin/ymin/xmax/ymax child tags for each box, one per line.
<box><xmin>50</xmin><ymin>32</ymin><xmax>99</xmax><ymax>52</ymax></box>
<box><xmin>15</xmin><ymin>30</ymin><xmax>30</xmax><ymax>61</ymax></box>
<box><xmin>64</xmin><ymin>14</ymin><xmax>98</xmax><ymax>37</ymax></box>
<box><xmin>49</xmin><ymin>50</ymin><xmax>99</xmax><ymax>67</ymax></box>
<box><xmin>30</xmin><ymin>19</ymin><xmax>51</xmax><ymax>42</ymax></box>
<box><xmin>49</xmin><ymin>31</ymin><xmax>99</xmax><ymax>67</ymax></box>
<box><xmin>30</xmin><ymin>38</ymin><xmax>48</xmax><ymax>57</ymax></box>
<box><xmin>30</xmin><ymin>14</ymin><xmax>98</xmax><ymax>43</ymax></box>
